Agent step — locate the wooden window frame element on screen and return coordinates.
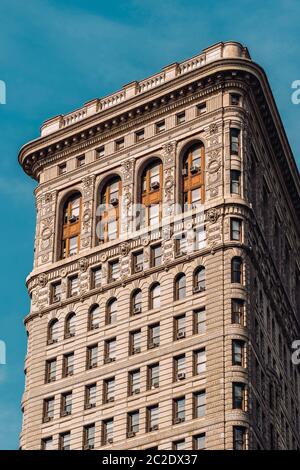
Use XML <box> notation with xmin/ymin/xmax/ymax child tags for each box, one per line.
<box><xmin>182</xmin><ymin>144</ymin><xmax>205</xmax><ymax>211</ymax></box>
<box><xmin>141</xmin><ymin>161</ymin><xmax>163</xmax><ymax>227</ymax></box>
<box><xmin>61</xmin><ymin>193</ymin><xmax>82</xmax><ymax>259</ymax></box>
<box><xmin>99</xmin><ymin>177</ymin><xmax>122</xmax><ymax>243</ymax></box>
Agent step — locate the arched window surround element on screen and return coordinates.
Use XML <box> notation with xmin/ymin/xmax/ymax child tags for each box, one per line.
<box><xmin>193</xmin><ymin>266</ymin><xmax>206</xmax><ymax>293</ymax></box>
<box><xmin>88</xmin><ymin>304</ymin><xmax>101</xmax><ymax>331</ymax></box>
<box><xmin>178</xmin><ymin>141</ymin><xmax>205</xmax><ymax>211</ymax></box>
<box><xmin>47</xmin><ymin>319</ymin><xmax>59</xmax><ymax>345</ymax></box>
<box><xmin>97</xmin><ymin>175</ymin><xmax>122</xmax><ymax>244</ymax></box>
<box><xmin>174</xmin><ymin>273</ymin><xmax>186</xmax><ymax>301</ymax></box>
<box><xmin>136</xmin><ymin>157</ymin><xmax>163</xmax><ymax>229</ymax></box>
<box><xmin>131</xmin><ymin>289</ymin><xmax>142</xmax><ymax>315</ymax></box>
<box><xmin>65</xmin><ymin>312</ymin><xmax>76</xmax><ymax>339</ymax></box>
<box><xmin>106</xmin><ymin>298</ymin><xmax>118</xmax><ymax>325</ymax></box>
<box><xmin>149</xmin><ymin>282</ymin><xmax>161</xmax><ymax>310</ymax></box>
<box><xmin>58</xmin><ymin>190</ymin><xmax>82</xmax><ymax>260</ymax></box>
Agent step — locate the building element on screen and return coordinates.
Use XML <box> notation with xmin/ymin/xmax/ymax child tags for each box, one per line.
<box><xmin>19</xmin><ymin>41</ymin><xmax>300</xmax><ymax>450</ymax></box>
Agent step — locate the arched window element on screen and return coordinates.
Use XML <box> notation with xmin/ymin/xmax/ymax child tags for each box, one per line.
<box><xmin>88</xmin><ymin>304</ymin><xmax>101</xmax><ymax>331</ymax></box>
<box><xmin>48</xmin><ymin>319</ymin><xmax>59</xmax><ymax>345</ymax></box>
<box><xmin>140</xmin><ymin>159</ymin><xmax>163</xmax><ymax>228</ymax></box>
<box><xmin>231</xmin><ymin>257</ymin><xmax>243</xmax><ymax>284</ymax></box>
<box><xmin>65</xmin><ymin>313</ymin><xmax>76</xmax><ymax>339</ymax></box>
<box><xmin>131</xmin><ymin>289</ymin><xmax>142</xmax><ymax>315</ymax></box>
<box><xmin>174</xmin><ymin>273</ymin><xmax>186</xmax><ymax>301</ymax></box>
<box><xmin>106</xmin><ymin>298</ymin><xmax>117</xmax><ymax>325</ymax></box>
<box><xmin>182</xmin><ymin>143</ymin><xmax>205</xmax><ymax>211</ymax></box>
<box><xmin>193</xmin><ymin>266</ymin><xmax>205</xmax><ymax>293</ymax></box>
<box><xmin>61</xmin><ymin>192</ymin><xmax>82</xmax><ymax>259</ymax></box>
<box><xmin>149</xmin><ymin>283</ymin><xmax>160</xmax><ymax>310</ymax></box>
<box><xmin>99</xmin><ymin>176</ymin><xmax>122</xmax><ymax>243</ymax></box>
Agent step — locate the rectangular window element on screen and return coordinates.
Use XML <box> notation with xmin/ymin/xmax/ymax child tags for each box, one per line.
<box><xmin>174</xmin><ymin>355</ymin><xmax>186</xmax><ymax>381</ymax></box>
<box><xmin>129</xmin><ymin>330</ymin><xmax>141</xmax><ymax>355</ymax></box>
<box><xmin>59</xmin><ymin>432</ymin><xmax>71</xmax><ymax>451</ymax></box>
<box><xmin>61</xmin><ymin>392</ymin><xmax>72</xmax><ymax>417</ymax></box>
<box><xmin>176</xmin><ymin>111</ymin><xmax>186</xmax><ymax>125</ymax></box>
<box><xmin>91</xmin><ymin>266</ymin><xmax>102</xmax><ymax>288</ymax></box>
<box><xmin>76</xmin><ymin>155</ymin><xmax>85</xmax><ymax>167</ymax></box>
<box><xmin>175</xmin><ymin>233</ymin><xmax>187</xmax><ymax>256</ymax></box>
<box><xmin>133</xmin><ymin>251</ymin><xmax>144</xmax><ymax>273</ymax></box>
<box><xmin>87</xmin><ymin>344</ymin><xmax>98</xmax><ymax>369</ymax></box>
<box><xmin>41</xmin><ymin>437</ymin><xmax>53</xmax><ymax>450</ymax></box>
<box><xmin>51</xmin><ymin>281</ymin><xmax>61</xmax><ymax>303</ymax></box>
<box><xmin>127</xmin><ymin>411</ymin><xmax>139</xmax><ymax>436</ymax></box>
<box><xmin>231</xmin><ymin>219</ymin><xmax>242</xmax><ymax>241</ymax></box>
<box><xmin>230</xmin><ymin>170</ymin><xmax>241</xmax><ymax>194</ymax></box>
<box><xmin>135</xmin><ymin>129</ymin><xmax>145</xmax><ymax>142</ymax></box>
<box><xmin>103</xmin><ymin>377</ymin><xmax>115</xmax><ymax>403</ymax></box>
<box><xmin>63</xmin><ymin>353</ymin><xmax>74</xmax><ymax>377</ymax></box>
<box><xmin>148</xmin><ymin>323</ymin><xmax>160</xmax><ymax>349</ymax></box>
<box><xmin>68</xmin><ymin>275</ymin><xmax>79</xmax><ymax>297</ymax></box>
<box><xmin>232</xmin><ymin>340</ymin><xmax>245</xmax><ymax>366</ymax></box>
<box><xmin>155</xmin><ymin>120</ymin><xmax>165</xmax><ymax>133</ymax></box>
<box><xmin>115</xmin><ymin>138</ymin><xmax>125</xmax><ymax>150</ymax></box>
<box><xmin>233</xmin><ymin>426</ymin><xmax>247</xmax><ymax>450</ymax></box>
<box><xmin>85</xmin><ymin>383</ymin><xmax>97</xmax><ymax>409</ymax></box>
<box><xmin>230</xmin><ymin>93</ymin><xmax>241</xmax><ymax>106</ymax></box>
<box><xmin>104</xmin><ymin>338</ymin><xmax>116</xmax><ymax>363</ymax></box>
<box><xmin>150</xmin><ymin>244</ymin><xmax>161</xmax><ymax>267</ymax></box>
<box><xmin>149</xmin><ymin>204</ymin><xmax>160</xmax><ymax>226</ymax></box>
<box><xmin>193</xmin><ymin>308</ymin><xmax>206</xmax><ymax>334</ymax></box>
<box><xmin>147</xmin><ymin>363</ymin><xmax>159</xmax><ymax>389</ymax></box>
<box><xmin>233</xmin><ymin>383</ymin><xmax>246</xmax><ymax>410</ymax></box>
<box><xmin>230</xmin><ymin>128</ymin><xmax>240</xmax><ymax>155</ymax></box>
<box><xmin>194</xmin><ymin>349</ymin><xmax>206</xmax><ymax>375</ymax></box>
<box><xmin>174</xmin><ymin>315</ymin><xmax>186</xmax><ymax>340</ymax></box>
<box><xmin>193</xmin><ymin>390</ymin><xmax>206</xmax><ymax>418</ymax></box>
<box><xmin>232</xmin><ymin>299</ymin><xmax>245</xmax><ymax>325</ymax></box>
<box><xmin>45</xmin><ymin>359</ymin><xmax>56</xmax><ymax>383</ymax></box>
<box><xmin>58</xmin><ymin>163</ymin><xmax>67</xmax><ymax>175</ymax></box>
<box><xmin>147</xmin><ymin>405</ymin><xmax>159</xmax><ymax>432</ymax></box>
<box><xmin>173</xmin><ymin>397</ymin><xmax>185</xmax><ymax>423</ymax></box>
<box><xmin>196</xmin><ymin>226</ymin><xmax>206</xmax><ymax>250</ymax></box>
<box><xmin>108</xmin><ymin>259</ymin><xmax>120</xmax><ymax>282</ymax></box>
<box><xmin>96</xmin><ymin>146</ymin><xmax>105</xmax><ymax>159</ymax></box>
<box><xmin>129</xmin><ymin>369</ymin><xmax>140</xmax><ymax>395</ymax></box>
<box><xmin>102</xmin><ymin>418</ymin><xmax>114</xmax><ymax>445</ymax></box>
<box><xmin>197</xmin><ymin>102</ymin><xmax>206</xmax><ymax>114</ymax></box>
<box><xmin>83</xmin><ymin>424</ymin><xmax>95</xmax><ymax>450</ymax></box>
<box><xmin>173</xmin><ymin>440</ymin><xmax>185</xmax><ymax>450</ymax></box>
<box><xmin>193</xmin><ymin>433</ymin><xmax>206</xmax><ymax>450</ymax></box>
<box><xmin>43</xmin><ymin>397</ymin><xmax>55</xmax><ymax>422</ymax></box>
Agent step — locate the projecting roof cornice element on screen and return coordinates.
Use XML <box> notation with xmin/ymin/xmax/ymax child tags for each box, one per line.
<box><xmin>18</xmin><ymin>42</ymin><xmax>300</xmax><ymax>222</ymax></box>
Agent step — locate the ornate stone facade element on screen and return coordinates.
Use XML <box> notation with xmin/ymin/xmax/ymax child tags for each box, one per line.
<box><xmin>19</xmin><ymin>42</ymin><xmax>300</xmax><ymax>451</ymax></box>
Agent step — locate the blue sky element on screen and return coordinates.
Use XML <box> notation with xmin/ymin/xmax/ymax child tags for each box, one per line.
<box><xmin>0</xmin><ymin>0</ymin><xmax>300</xmax><ymax>450</ymax></box>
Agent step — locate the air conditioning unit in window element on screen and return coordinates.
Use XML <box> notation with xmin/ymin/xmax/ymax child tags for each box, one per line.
<box><xmin>85</xmin><ymin>403</ymin><xmax>96</xmax><ymax>410</ymax></box>
<box><xmin>43</xmin><ymin>416</ymin><xmax>52</xmax><ymax>423</ymax></box>
<box><xmin>151</xmin><ymin>382</ymin><xmax>159</xmax><ymax>389</ymax></box>
<box><xmin>110</xmin><ymin>197</ymin><xmax>119</xmax><ymax>207</ymax></box>
<box><xmin>64</xmin><ymin>332</ymin><xmax>75</xmax><ymax>339</ymax></box>
<box><xmin>193</xmin><ymin>285</ymin><xmax>205</xmax><ymax>294</ymax></box>
<box><xmin>61</xmin><ymin>410</ymin><xmax>71</xmax><ymax>417</ymax></box>
<box><xmin>47</xmin><ymin>339</ymin><xmax>58</xmax><ymax>345</ymax></box>
<box><xmin>67</xmin><ymin>370</ymin><xmax>74</xmax><ymax>377</ymax></box>
<box><xmin>133</xmin><ymin>388</ymin><xmax>140</xmax><ymax>395</ymax></box>
<box><xmin>148</xmin><ymin>341</ymin><xmax>159</xmax><ymax>349</ymax></box>
<box><xmin>107</xmin><ymin>438</ymin><xmax>114</xmax><ymax>444</ymax></box>
<box><xmin>69</xmin><ymin>215</ymin><xmax>78</xmax><ymax>223</ymax></box>
<box><xmin>53</xmin><ymin>295</ymin><xmax>61</xmax><ymax>303</ymax></box>
<box><xmin>127</xmin><ymin>431</ymin><xmax>136</xmax><ymax>438</ymax></box>
<box><xmin>150</xmin><ymin>181</ymin><xmax>160</xmax><ymax>190</ymax></box>
<box><xmin>174</xmin><ymin>417</ymin><xmax>185</xmax><ymax>424</ymax></box>
<box><xmin>89</xmin><ymin>362</ymin><xmax>98</xmax><ymax>369</ymax></box>
<box><xmin>133</xmin><ymin>347</ymin><xmax>141</xmax><ymax>354</ymax></box>
<box><xmin>107</xmin><ymin>397</ymin><xmax>115</xmax><ymax>403</ymax></box>
<box><xmin>83</xmin><ymin>444</ymin><xmax>94</xmax><ymax>450</ymax></box>
<box><xmin>134</xmin><ymin>265</ymin><xmax>143</xmax><ymax>273</ymax></box>
<box><xmin>48</xmin><ymin>376</ymin><xmax>56</xmax><ymax>383</ymax></box>
<box><xmin>91</xmin><ymin>323</ymin><xmax>99</xmax><ymax>330</ymax></box>
<box><xmin>104</xmin><ymin>357</ymin><xmax>115</xmax><ymax>364</ymax></box>
<box><xmin>177</xmin><ymin>372</ymin><xmax>186</xmax><ymax>380</ymax></box>
<box><xmin>133</xmin><ymin>306</ymin><xmax>142</xmax><ymax>315</ymax></box>
<box><xmin>190</xmin><ymin>165</ymin><xmax>200</xmax><ymax>174</ymax></box>
<box><xmin>182</xmin><ymin>168</ymin><xmax>188</xmax><ymax>177</ymax></box>
<box><xmin>150</xmin><ymin>424</ymin><xmax>159</xmax><ymax>432</ymax></box>
<box><xmin>177</xmin><ymin>330</ymin><xmax>186</xmax><ymax>339</ymax></box>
